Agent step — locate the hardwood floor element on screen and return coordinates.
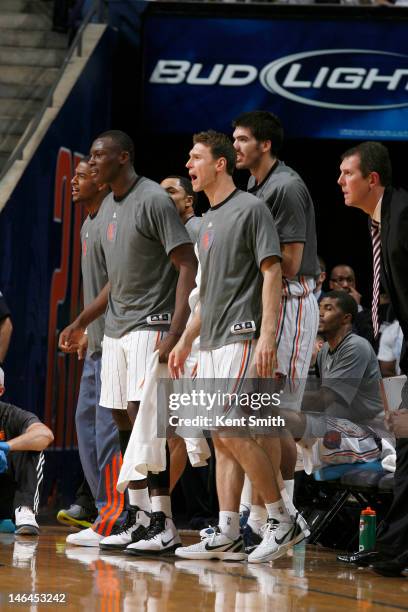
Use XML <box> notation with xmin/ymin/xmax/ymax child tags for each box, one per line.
<box><xmin>0</xmin><ymin>528</ymin><xmax>407</xmax><ymax>611</ymax></box>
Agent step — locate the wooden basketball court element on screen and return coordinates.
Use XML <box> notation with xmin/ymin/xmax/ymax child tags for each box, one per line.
<box><xmin>0</xmin><ymin>528</ymin><xmax>407</xmax><ymax>611</ymax></box>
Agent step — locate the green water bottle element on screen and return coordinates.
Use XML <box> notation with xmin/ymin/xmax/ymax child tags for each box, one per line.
<box><xmin>359</xmin><ymin>507</ymin><xmax>376</xmax><ymax>552</ymax></box>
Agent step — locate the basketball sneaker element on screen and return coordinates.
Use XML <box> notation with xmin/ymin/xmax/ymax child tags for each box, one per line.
<box><xmin>57</xmin><ymin>504</ymin><xmax>96</xmax><ymax>530</ymax></box>
<box><xmin>176</xmin><ymin>526</ymin><xmax>246</xmax><ymax>561</ymax></box>
<box><xmin>126</xmin><ymin>511</ymin><xmax>181</xmax><ymax>555</ymax></box>
<box><xmin>247</xmin><ymin>514</ymin><xmax>310</xmax><ymax>564</ymax></box>
<box><xmin>99</xmin><ymin>506</ymin><xmax>150</xmax><ymax>550</ymax></box>
<box><xmin>15</xmin><ymin>507</ymin><xmax>39</xmax><ymax>536</ymax></box>
<box><xmin>66</xmin><ymin>527</ymin><xmax>104</xmax><ymax>547</ymax></box>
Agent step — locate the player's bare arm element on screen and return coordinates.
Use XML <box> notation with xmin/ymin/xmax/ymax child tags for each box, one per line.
<box><xmin>255</xmin><ymin>256</ymin><xmax>281</xmax><ymax>378</ymax></box>
<box><xmin>7</xmin><ymin>422</ymin><xmax>54</xmax><ymax>452</ymax></box>
<box><xmin>156</xmin><ymin>243</ymin><xmax>197</xmax><ymax>363</ymax></box>
<box><xmin>58</xmin><ymin>282</ymin><xmax>110</xmax><ymax>351</ymax></box>
<box><xmin>168</xmin><ymin>303</ymin><xmax>201</xmax><ymax>379</ymax></box>
<box><xmin>0</xmin><ymin>316</ymin><xmax>13</xmax><ymax>363</ymax></box>
<box><xmin>280</xmin><ymin>242</ymin><xmax>304</xmax><ymax>278</ymax></box>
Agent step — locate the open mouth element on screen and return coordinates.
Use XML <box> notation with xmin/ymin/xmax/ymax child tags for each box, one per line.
<box><xmin>190</xmin><ymin>174</ymin><xmax>198</xmax><ymax>182</ymax></box>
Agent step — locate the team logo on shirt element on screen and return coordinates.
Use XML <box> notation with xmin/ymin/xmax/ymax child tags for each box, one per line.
<box><xmin>107</xmin><ymin>221</ymin><xmax>117</xmax><ymax>242</ymax></box>
<box><xmin>323</xmin><ymin>430</ymin><xmax>341</xmax><ymax>450</ymax></box>
<box><xmin>201</xmin><ymin>229</ymin><xmax>214</xmax><ymax>251</ymax></box>
<box><xmin>82</xmin><ymin>239</ymin><xmax>87</xmax><ymax>257</ymax></box>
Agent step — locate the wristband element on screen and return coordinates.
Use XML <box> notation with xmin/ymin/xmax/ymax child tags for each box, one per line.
<box><xmin>0</xmin><ymin>441</ymin><xmax>10</xmax><ymax>455</ymax></box>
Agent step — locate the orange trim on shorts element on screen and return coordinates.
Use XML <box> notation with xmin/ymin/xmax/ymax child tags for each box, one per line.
<box><xmin>290</xmin><ymin>297</ymin><xmax>303</xmax><ymax>381</ymax></box>
<box><xmin>230</xmin><ymin>340</ymin><xmax>250</xmax><ymax>397</ymax></box>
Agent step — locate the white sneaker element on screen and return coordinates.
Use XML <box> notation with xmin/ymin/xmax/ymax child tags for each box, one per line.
<box><xmin>14</xmin><ymin>507</ymin><xmax>39</xmax><ymax>536</ymax></box>
<box><xmin>66</xmin><ymin>527</ymin><xmax>104</xmax><ymax>547</ymax></box>
<box><xmin>175</xmin><ymin>526</ymin><xmax>246</xmax><ymax>561</ymax></box>
<box><xmin>247</xmin><ymin>515</ymin><xmax>309</xmax><ymax>564</ymax></box>
<box><xmin>99</xmin><ymin>506</ymin><xmax>150</xmax><ymax>550</ymax></box>
<box><xmin>126</xmin><ymin>511</ymin><xmax>181</xmax><ymax>555</ymax></box>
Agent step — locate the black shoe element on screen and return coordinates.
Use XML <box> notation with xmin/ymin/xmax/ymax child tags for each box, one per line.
<box><xmin>242</xmin><ymin>524</ymin><xmax>262</xmax><ymax>554</ymax></box>
<box><xmin>372</xmin><ymin>554</ymin><xmax>408</xmax><ymax>577</ymax></box>
<box><xmin>99</xmin><ymin>506</ymin><xmax>150</xmax><ymax>550</ymax></box>
<box><xmin>337</xmin><ymin>550</ymin><xmax>383</xmax><ymax>566</ymax></box>
<box><xmin>57</xmin><ymin>504</ymin><xmax>97</xmax><ymax>529</ymax></box>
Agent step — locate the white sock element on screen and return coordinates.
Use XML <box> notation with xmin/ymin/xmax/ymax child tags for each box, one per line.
<box><xmin>128</xmin><ymin>488</ymin><xmax>150</xmax><ymax>511</ymax></box>
<box><xmin>265</xmin><ymin>499</ymin><xmax>291</xmax><ymax>523</ymax></box>
<box><xmin>239</xmin><ymin>475</ymin><xmax>252</xmax><ymax>514</ymax></box>
<box><xmin>284</xmin><ymin>479</ymin><xmax>295</xmax><ymax>502</ymax></box>
<box><xmin>280</xmin><ymin>488</ymin><xmax>297</xmax><ymax>519</ymax></box>
<box><xmin>151</xmin><ymin>495</ymin><xmax>172</xmax><ymax>518</ymax></box>
<box><xmin>219</xmin><ymin>511</ymin><xmax>240</xmax><ymax>540</ymax></box>
<box><xmin>247</xmin><ymin>504</ymin><xmax>267</xmax><ymax>535</ymax></box>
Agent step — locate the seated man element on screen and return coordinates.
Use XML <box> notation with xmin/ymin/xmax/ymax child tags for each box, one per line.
<box><xmin>282</xmin><ymin>291</ymin><xmax>386</xmax><ymax>472</ymax></box>
<box><xmin>0</xmin><ymin>368</ymin><xmax>54</xmax><ymax>534</ymax></box>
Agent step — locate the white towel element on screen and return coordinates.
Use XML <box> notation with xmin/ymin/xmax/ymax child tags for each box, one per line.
<box><xmin>117</xmin><ymin>351</ymin><xmax>210</xmax><ymax>492</ymax></box>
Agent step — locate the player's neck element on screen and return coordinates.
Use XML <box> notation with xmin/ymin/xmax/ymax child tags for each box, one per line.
<box><xmin>110</xmin><ymin>167</ymin><xmax>138</xmax><ymax>199</ymax></box>
<box><xmin>85</xmin><ymin>198</ymin><xmax>103</xmax><ymax>218</ymax></box>
<box><xmin>183</xmin><ymin>212</ymin><xmax>195</xmax><ymax>225</ymax></box>
<box><xmin>251</xmin><ymin>155</ymin><xmax>277</xmax><ymax>186</ymax></box>
<box><xmin>205</xmin><ymin>176</ymin><xmax>236</xmax><ymax>207</ymax></box>
<box><xmin>327</xmin><ymin>326</ymin><xmax>352</xmax><ymax>351</ymax></box>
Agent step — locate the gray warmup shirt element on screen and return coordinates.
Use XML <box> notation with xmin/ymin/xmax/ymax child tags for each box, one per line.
<box><xmin>185</xmin><ymin>216</ymin><xmax>202</xmax><ymax>244</ymax></box>
<box><xmin>81</xmin><ymin>202</ymin><xmax>108</xmax><ymax>355</ymax></box>
<box><xmin>198</xmin><ymin>189</ymin><xmax>281</xmax><ymax>350</ymax></box>
<box><xmin>248</xmin><ymin>161</ymin><xmax>319</xmax><ymax>279</ymax></box>
<box><xmin>100</xmin><ymin>177</ymin><xmax>192</xmax><ymax>338</ymax></box>
<box><xmin>317</xmin><ymin>333</ymin><xmax>384</xmax><ymax>423</ymax></box>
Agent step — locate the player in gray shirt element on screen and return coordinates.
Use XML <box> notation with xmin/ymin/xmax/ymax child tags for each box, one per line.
<box><xmin>232</xmin><ymin>111</ymin><xmax>320</xmax><ymax>539</ymax></box>
<box><xmin>59</xmin><ymin>131</ymin><xmax>197</xmax><ymax>555</ymax></box>
<box><xmin>282</xmin><ymin>291</ymin><xmax>385</xmax><ymax>448</ymax></box>
<box><xmin>160</xmin><ymin>175</ymin><xmax>202</xmax><ymax>244</ymax></box>
<box><xmin>170</xmin><ymin>130</ymin><xmax>310</xmax><ymax>564</ymax></box>
<box><xmin>59</xmin><ymin>158</ymin><xmax>124</xmax><ymax>547</ymax></box>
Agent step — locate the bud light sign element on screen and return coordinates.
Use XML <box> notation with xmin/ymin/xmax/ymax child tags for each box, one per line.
<box><xmin>142</xmin><ymin>16</ymin><xmax>408</xmax><ymax>140</ymax></box>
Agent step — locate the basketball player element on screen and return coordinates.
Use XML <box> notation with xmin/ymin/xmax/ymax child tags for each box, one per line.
<box><xmin>59</xmin><ymin>131</ymin><xmax>197</xmax><ymax>554</ymax></box>
<box><xmin>160</xmin><ymin>175</ymin><xmax>202</xmax><ymax>488</ymax></box>
<box><xmin>169</xmin><ymin>131</ymin><xmax>309</xmax><ymax>563</ymax></box>
<box><xmin>60</xmin><ymin>158</ymin><xmax>125</xmax><ymax>546</ymax></box>
<box><xmin>232</xmin><ymin>111</ymin><xmax>319</xmax><ymax>541</ymax></box>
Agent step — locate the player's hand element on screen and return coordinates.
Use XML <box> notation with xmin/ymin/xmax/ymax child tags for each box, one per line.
<box><xmin>156</xmin><ymin>334</ymin><xmax>181</xmax><ymax>364</ymax></box>
<box><xmin>59</xmin><ymin>321</ymin><xmax>85</xmax><ymax>353</ymax></box>
<box><xmin>0</xmin><ymin>450</ymin><xmax>8</xmax><ymax>474</ymax></box>
<box><xmin>348</xmin><ymin>286</ymin><xmax>362</xmax><ymax>306</ymax></box>
<box><xmin>388</xmin><ymin>408</ymin><xmax>408</xmax><ymax>438</ymax></box>
<box><xmin>255</xmin><ymin>335</ymin><xmax>278</xmax><ymax>379</ymax></box>
<box><xmin>77</xmin><ymin>334</ymin><xmax>88</xmax><ymax>360</ymax></box>
<box><xmin>168</xmin><ymin>337</ymin><xmax>192</xmax><ymax>379</ymax></box>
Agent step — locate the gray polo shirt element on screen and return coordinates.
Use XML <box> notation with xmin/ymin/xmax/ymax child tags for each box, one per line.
<box><xmin>185</xmin><ymin>216</ymin><xmax>202</xmax><ymax>244</ymax></box>
<box><xmin>81</xmin><ymin>202</ymin><xmax>108</xmax><ymax>355</ymax></box>
<box><xmin>198</xmin><ymin>189</ymin><xmax>281</xmax><ymax>350</ymax></box>
<box><xmin>317</xmin><ymin>332</ymin><xmax>384</xmax><ymax>423</ymax></box>
<box><xmin>100</xmin><ymin>177</ymin><xmax>192</xmax><ymax>338</ymax></box>
<box><xmin>248</xmin><ymin>161</ymin><xmax>319</xmax><ymax>279</ymax></box>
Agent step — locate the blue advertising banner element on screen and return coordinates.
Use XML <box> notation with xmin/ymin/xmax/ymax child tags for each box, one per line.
<box><xmin>142</xmin><ymin>15</ymin><xmax>408</xmax><ymax>140</ymax></box>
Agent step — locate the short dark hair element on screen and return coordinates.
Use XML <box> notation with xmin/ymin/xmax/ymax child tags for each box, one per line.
<box><xmin>325</xmin><ymin>290</ymin><xmax>358</xmax><ymax>323</ymax></box>
<box><xmin>96</xmin><ymin>129</ymin><xmax>135</xmax><ymax>164</ymax></box>
<box><xmin>232</xmin><ymin>110</ymin><xmax>284</xmax><ymax>156</ymax></box>
<box><xmin>193</xmin><ymin>130</ymin><xmax>236</xmax><ymax>175</ymax></box>
<box><xmin>164</xmin><ymin>175</ymin><xmax>198</xmax><ymax>207</ymax></box>
<box><xmin>341</xmin><ymin>141</ymin><xmax>392</xmax><ymax>187</ymax></box>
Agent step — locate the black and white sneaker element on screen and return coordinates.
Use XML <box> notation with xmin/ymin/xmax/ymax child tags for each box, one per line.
<box><xmin>99</xmin><ymin>506</ymin><xmax>150</xmax><ymax>550</ymax></box>
<box><xmin>175</xmin><ymin>526</ymin><xmax>247</xmax><ymax>561</ymax></box>
<box><xmin>248</xmin><ymin>514</ymin><xmax>309</xmax><ymax>563</ymax></box>
<box><xmin>126</xmin><ymin>511</ymin><xmax>181</xmax><ymax>556</ymax></box>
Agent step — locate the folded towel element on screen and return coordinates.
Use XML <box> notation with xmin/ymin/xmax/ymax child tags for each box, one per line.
<box><xmin>117</xmin><ymin>351</ymin><xmax>210</xmax><ymax>492</ymax></box>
